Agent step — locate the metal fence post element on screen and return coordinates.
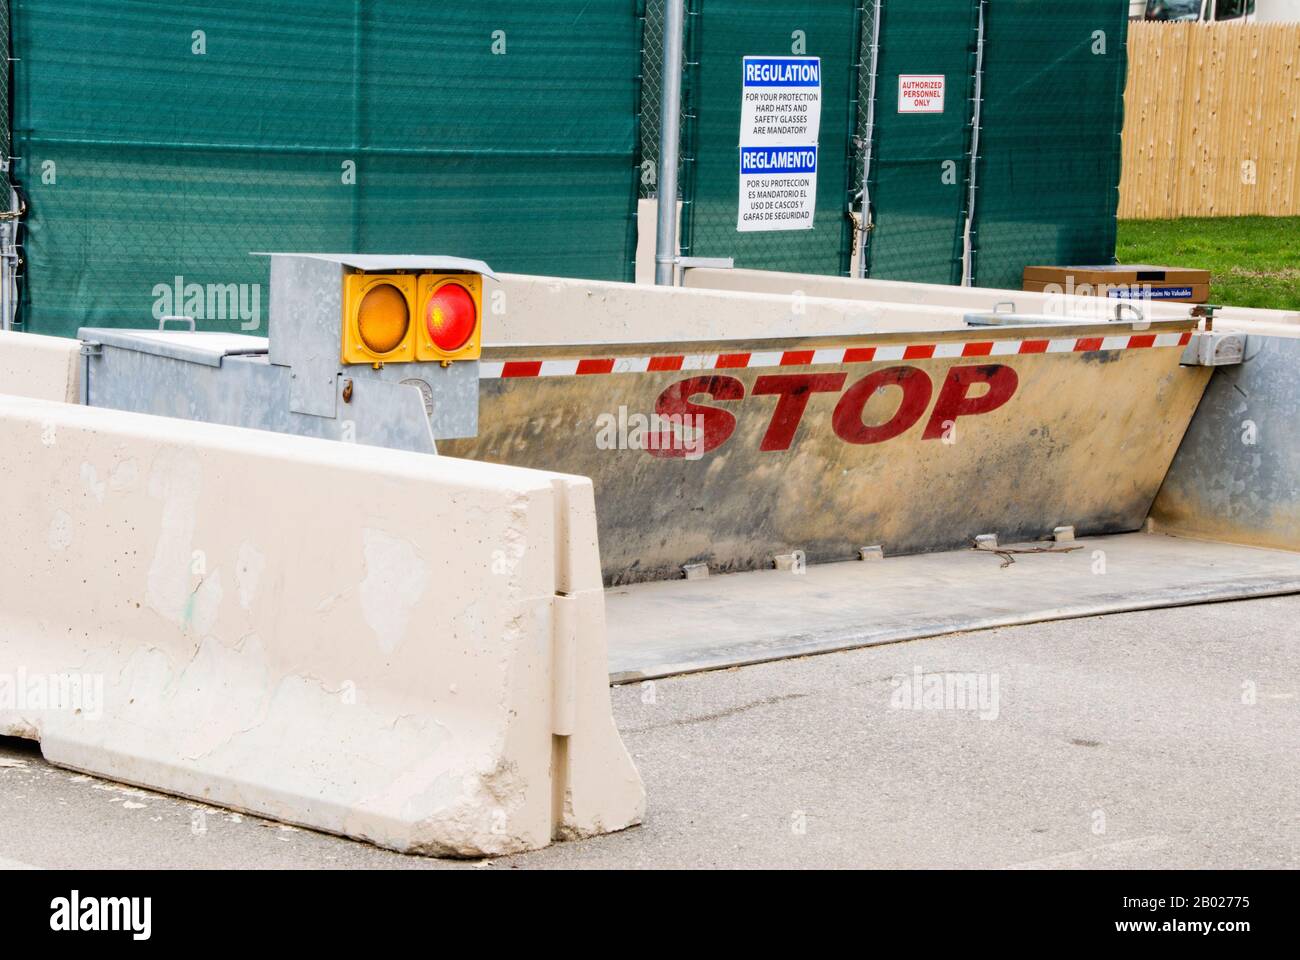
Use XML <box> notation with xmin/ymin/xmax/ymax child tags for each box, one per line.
<box><xmin>1</xmin><ymin>0</ymin><xmax>16</xmax><ymax>330</ymax></box>
<box><xmin>857</xmin><ymin>0</ymin><xmax>883</xmax><ymax>279</ymax></box>
<box><xmin>654</xmin><ymin>0</ymin><xmax>685</xmax><ymax>286</ymax></box>
<box><xmin>961</xmin><ymin>0</ymin><xmax>987</xmax><ymax>287</ymax></box>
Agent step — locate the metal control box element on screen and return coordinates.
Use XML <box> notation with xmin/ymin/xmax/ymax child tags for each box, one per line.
<box><xmin>78</xmin><ymin>253</ymin><xmax>491</xmax><ymax>455</ymax></box>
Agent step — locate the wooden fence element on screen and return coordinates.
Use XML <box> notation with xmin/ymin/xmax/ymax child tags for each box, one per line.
<box><xmin>1120</xmin><ymin>21</ymin><xmax>1300</xmax><ymax>219</ymax></box>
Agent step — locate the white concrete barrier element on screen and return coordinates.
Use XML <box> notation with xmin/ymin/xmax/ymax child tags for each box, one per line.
<box><xmin>0</xmin><ymin>395</ymin><xmax>643</xmax><ymax>857</ymax></box>
<box><xmin>0</xmin><ymin>330</ymin><xmax>80</xmax><ymax>402</ymax></box>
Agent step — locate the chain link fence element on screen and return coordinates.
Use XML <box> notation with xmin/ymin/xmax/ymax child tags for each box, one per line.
<box><xmin>642</xmin><ymin>0</ymin><xmax>877</xmax><ymax>274</ymax></box>
<box><xmin>849</xmin><ymin>0</ymin><xmax>878</xmax><ymax>269</ymax></box>
<box><xmin>638</xmin><ymin>0</ymin><xmax>694</xmax><ymax>205</ymax></box>
<box><xmin>970</xmin><ymin>0</ymin><xmax>1129</xmax><ymax>290</ymax></box>
<box><xmin>860</xmin><ymin>0</ymin><xmax>981</xmax><ymax>285</ymax></box>
<box><xmin>12</xmin><ymin>0</ymin><xmax>644</xmax><ymax>337</ymax></box>
<box><xmin>639</xmin><ymin>0</ymin><xmax>663</xmax><ymax>199</ymax></box>
<box><xmin>0</xmin><ymin>0</ymin><xmax>9</xmax><ymax>173</ymax></box>
<box><xmin>1</xmin><ymin>0</ymin><xmax>17</xmax><ymax>330</ymax></box>
<box><xmin>8</xmin><ymin>0</ymin><xmax>1126</xmax><ymax>330</ymax></box>
<box><xmin>680</xmin><ymin>0</ymin><xmax>862</xmax><ymax>275</ymax></box>
<box><xmin>669</xmin><ymin>0</ymin><xmax>1124</xmax><ymax>285</ymax></box>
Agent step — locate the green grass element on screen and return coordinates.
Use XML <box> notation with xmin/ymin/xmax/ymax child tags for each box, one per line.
<box><xmin>1116</xmin><ymin>216</ymin><xmax>1300</xmax><ymax>312</ymax></box>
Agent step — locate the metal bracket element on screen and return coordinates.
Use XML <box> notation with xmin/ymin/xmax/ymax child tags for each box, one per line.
<box><xmin>1113</xmin><ymin>302</ymin><xmax>1143</xmax><ymax>323</ymax></box>
<box><xmin>1191</xmin><ymin>303</ymin><xmax>1222</xmax><ymax>332</ymax></box>
<box><xmin>676</xmin><ymin>257</ymin><xmax>735</xmax><ymax>270</ymax></box>
<box><xmin>159</xmin><ymin>315</ymin><xmax>196</xmax><ymax>332</ymax></box>
<box><xmin>1182</xmin><ymin>332</ymin><xmax>1246</xmax><ymax>368</ymax></box>
<box><xmin>78</xmin><ymin>341</ymin><xmax>102</xmax><ymax>406</ymax></box>
<box><xmin>289</xmin><ymin>366</ymin><xmax>340</xmax><ymax>420</ymax></box>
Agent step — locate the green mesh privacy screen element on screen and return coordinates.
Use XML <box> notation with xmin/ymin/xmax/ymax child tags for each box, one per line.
<box><xmin>862</xmin><ymin>0</ymin><xmax>979</xmax><ymax>285</ymax></box>
<box><xmin>671</xmin><ymin>0</ymin><xmax>1126</xmax><ymax>285</ymax></box>
<box><xmin>12</xmin><ymin>0</ymin><xmax>642</xmax><ymax>336</ymax></box>
<box><xmin>971</xmin><ymin>0</ymin><xmax>1128</xmax><ymax>289</ymax></box>
<box><xmin>679</xmin><ymin>0</ymin><xmax>862</xmax><ymax>276</ymax></box>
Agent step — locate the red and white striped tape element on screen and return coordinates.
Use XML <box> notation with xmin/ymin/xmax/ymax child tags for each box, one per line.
<box><xmin>479</xmin><ymin>331</ymin><xmax>1193</xmax><ymax>380</ymax></box>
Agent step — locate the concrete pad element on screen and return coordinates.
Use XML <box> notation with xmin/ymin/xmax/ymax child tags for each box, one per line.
<box><xmin>605</xmin><ymin>533</ymin><xmax>1300</xmax><ymax>681</ymax></box>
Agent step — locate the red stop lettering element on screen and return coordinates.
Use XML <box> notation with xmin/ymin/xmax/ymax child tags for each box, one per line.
<box><xmin>832</xmin><ymin>366</ymin><xmax>934</xmax><ymax>445</ymax></box>
<box><xmin>923</xmin><ymin>364</ymin><xmax>1019</xmax><ymax>440</ymax></box>
<box><xmin>752</xmin><ymin>373</ymin><xmax>848</xmax><ymax>452</ymax></box>
<box><xmin>647</xmin><ymin>375</ymin><xmax>745</xmax><ymax>459</ymax></box>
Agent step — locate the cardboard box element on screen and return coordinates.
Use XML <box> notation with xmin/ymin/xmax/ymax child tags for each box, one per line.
<box><xmin>1023</xmin><ymin>265</ymin><xmax>1210</xmax><ymax>304</ymax></box>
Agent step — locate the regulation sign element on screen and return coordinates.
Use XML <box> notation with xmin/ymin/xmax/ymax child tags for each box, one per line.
<box><xmin>738</xmin><ymin>56</ymin><xmax>821</xmax><ymax>232</ymax></box>
<box><xmin>739</xmin><ymin>56</ymin><xmax>822</xmax><ymax>145</ymax></box>
<box><xmin>898</xmin><ymin>74</ymin><xmax>945</xmax><ymax>114</ymax></box>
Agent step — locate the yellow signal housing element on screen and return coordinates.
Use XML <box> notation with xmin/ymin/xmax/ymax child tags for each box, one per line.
<box><xmin>342</xmin><ymin>273</ymin><xmax>417</xmax><ymax>365</ymax></box>
<box><xmin>416</xmin><ymin>274</ymin><xmax>483</xmax><ymax>363</ymax></box>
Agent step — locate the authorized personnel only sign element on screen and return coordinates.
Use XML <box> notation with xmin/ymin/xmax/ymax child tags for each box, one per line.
<box><xmin>898</xmin><ymin>74</ymin><xmax>946</xmax><ymax>114</ymax></box>
<box><xmin>738</xmin><ymin>56</ymin><xmax>821</xmax><ymax>232</ymax></box>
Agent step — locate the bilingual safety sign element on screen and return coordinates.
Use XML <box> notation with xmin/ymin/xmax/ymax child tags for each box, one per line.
<box><xmin>740</xmin><ymin>56</ymin><xmax>822</xmax><ymax>145</ymax></box>
<box><xmin>738</xmin><ymin>56</ymin><xmax>821</xmax><ymax>232</ymax></box>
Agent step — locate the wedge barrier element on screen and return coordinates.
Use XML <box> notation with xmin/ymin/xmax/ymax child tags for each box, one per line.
<box><xmin>1152</xmin><ymin>333</ymin><xmax>1300</xmax><ymax>553</ymax></box>
<box><xmin>0</xmin><ymin>394</ymin><xmax>644</xmax><ymax>857</ymax></box>
<box><xmin>446</xmin><ymin>315</ymin><xmax>1209</xmax><ymax>585</ymax></box>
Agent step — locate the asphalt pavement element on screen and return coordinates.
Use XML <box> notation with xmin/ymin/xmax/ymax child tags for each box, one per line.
<box><xmin>2</xmin><ymin>596</ymin><xmax>1297</xmax><ymax>869</ymax></box>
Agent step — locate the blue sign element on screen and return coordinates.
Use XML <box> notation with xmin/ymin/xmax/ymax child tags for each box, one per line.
<box><xmin>742</xmin><ymin>58</ymin><xmax>822</xmax><ymax>88</ymax></box>
<box><xmin>1108</xmin><ymin>287</ymin><xmax>1195</xmax><ymax>300</ymax></box>
<box><xmin>740</xmin><ymin>146</ymin><xmax>818</xmax><ymax>175</ymax></box>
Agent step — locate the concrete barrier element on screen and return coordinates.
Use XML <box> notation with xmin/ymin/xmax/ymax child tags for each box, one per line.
<box><xmin>0</xmin><ymin>394</ymin><xmax>643</xmax><ymax>857</ymax></box>
<box><xmin>0</xmin><ymin>330</ymin><xmax>81</xmax><ymax>402</ymax></box>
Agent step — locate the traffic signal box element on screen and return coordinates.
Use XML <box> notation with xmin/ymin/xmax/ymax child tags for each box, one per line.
<box><xmin>342</xmin><ymin>270</ymin><xmax>483</xmax><ymax>366</ymax></box>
